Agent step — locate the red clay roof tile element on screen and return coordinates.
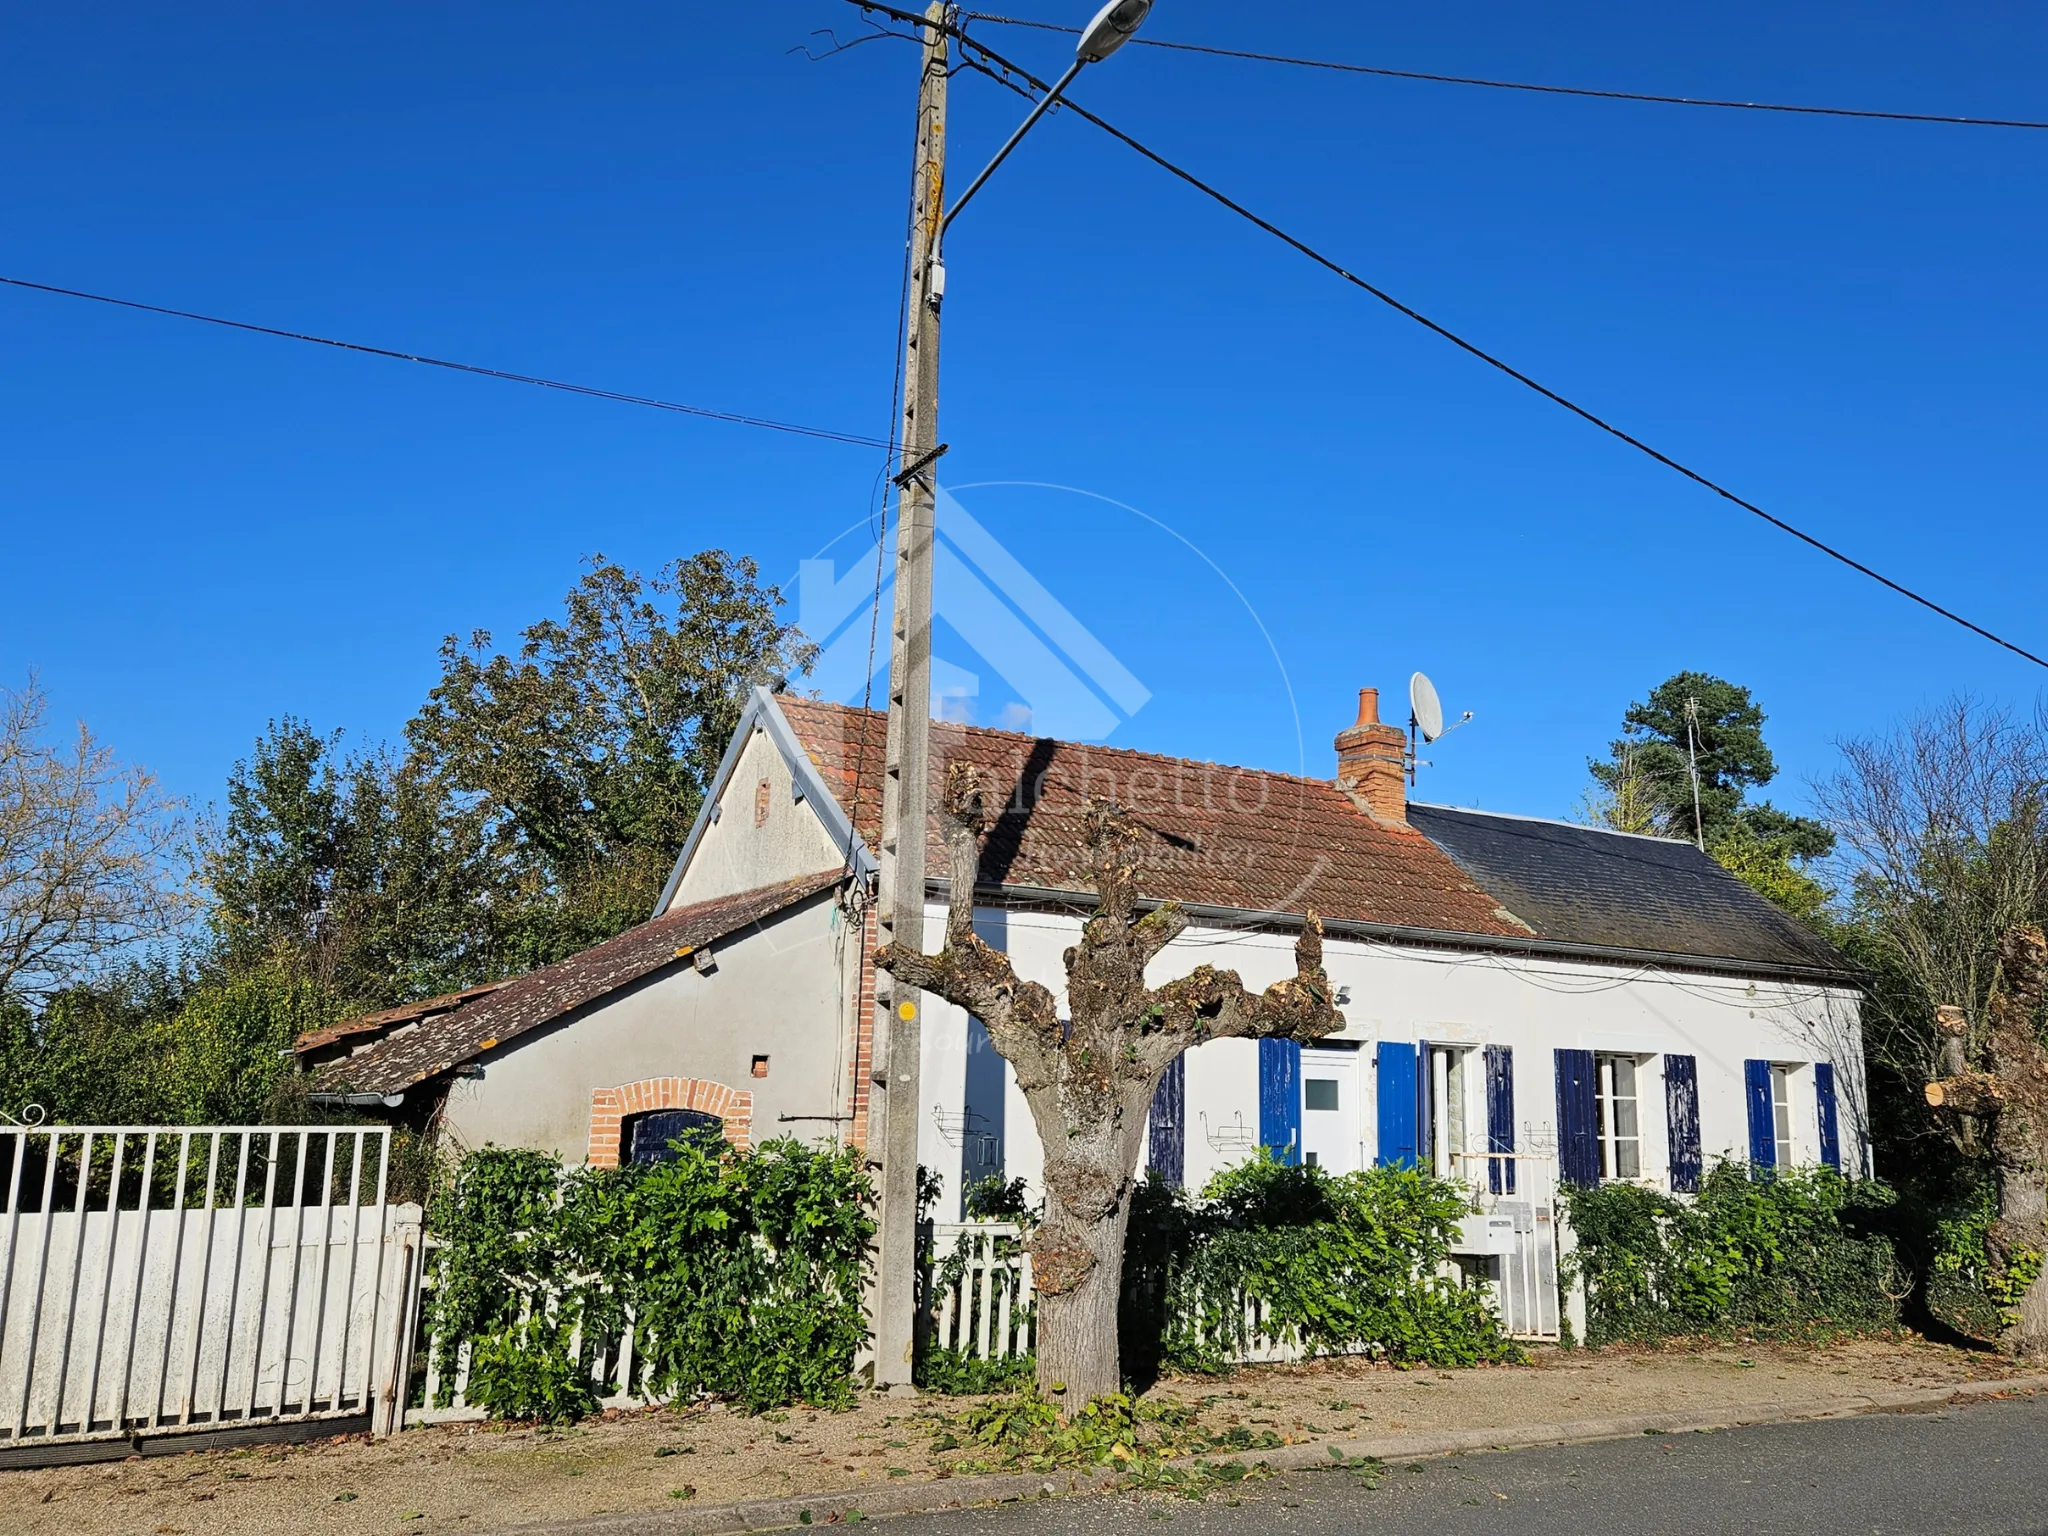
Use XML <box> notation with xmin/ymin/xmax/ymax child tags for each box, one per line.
<box><xmin>776</xmin><ymin>698</ymin><xmax>1525</xmax><ymax>937</ymax></box>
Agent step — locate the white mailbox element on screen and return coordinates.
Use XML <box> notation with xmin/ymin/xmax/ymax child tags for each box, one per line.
<box><xmin>1450</xmin><ymin>1213</ymin><xmax>1517</xmax><ymax>1256</ymax></box>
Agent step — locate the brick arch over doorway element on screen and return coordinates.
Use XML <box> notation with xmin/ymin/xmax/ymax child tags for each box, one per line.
<box><xmin>588</xmin><ymin>1077</ymin><xmax>754</xmax><ymax>1168</ymax></box>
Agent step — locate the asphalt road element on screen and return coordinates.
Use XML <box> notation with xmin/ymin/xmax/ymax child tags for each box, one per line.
<box><xmin>891</xmin><ymin>1395</ymin><xmax>2048</xmax><ymax>1536</ymax></box>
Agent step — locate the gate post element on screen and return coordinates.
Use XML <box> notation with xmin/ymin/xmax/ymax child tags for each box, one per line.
<box><xmin>371</xmin><ymin>1204</ymin><xmax>425</xmax><ymax>1438</ymax></box>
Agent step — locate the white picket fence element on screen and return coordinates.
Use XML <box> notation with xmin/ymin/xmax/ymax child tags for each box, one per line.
<box><xmin>410</xmin><ymin>1249</ymin><xmax>653</xmax><ymax>1425</ymax></box>
<box><xmin>0</xmin><ymin>1126</ymin><xmax>422</xmax><ymax>1453</ymax></box>
<box><xmin>926</xmin><ymin>1197</ymin><xmax>1560</xmax><ymax>1374</ymax></box>
<box><xmin>926</xmin><ymin>1222</ymin><xmax>1033</xmax><ymax>1361</ymax></box>
<box><xmin>925</xmin><ymin>1221</ymin><xmax>1308</xmax><ymax>1366</ymax></box>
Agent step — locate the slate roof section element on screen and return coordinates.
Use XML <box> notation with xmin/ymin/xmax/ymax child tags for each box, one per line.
<box><xmin>306</xmin><ymin>870</ymin><xmax>844</xmax><ymax>1096</ymax></box>
<box><xmin>774</xmin><ymin>698</ymin><xmax>1528</xmax><ymax>939</ymax></box>
<box><xmin>1407</xmin><ymin>803</ymin><xmax>1852</xmax><ymax>977</ymax></box>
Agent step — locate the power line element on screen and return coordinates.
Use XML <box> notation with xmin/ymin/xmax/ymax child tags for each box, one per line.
<box><xmin>0</xmin><ymin>274</ymin><xmax>894</xmax><ymax>451</ymax></box>
<box><xmin>963</xmin><ymin>11</ymin><xmax>2048</xmax><ymax>130</ymax></box>
<box><xmin>855</xmin><ymin>5</ymin><xmax>2048</xmax><ymax>671</ymax></box>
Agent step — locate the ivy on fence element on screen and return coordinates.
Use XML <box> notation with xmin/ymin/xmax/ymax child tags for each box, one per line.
<box><xmin>1562</xmin><ymin>1161</ymin><xmax>1903</xmax><ymax>1347</ymax></box>
<box><xmin>427</xmin><ymin>1136</ymin><xmax>873</xmax><ymax>1419</ymax></box>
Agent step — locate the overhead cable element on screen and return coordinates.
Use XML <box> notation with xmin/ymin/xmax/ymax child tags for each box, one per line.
<box><xmin>850</xmin><ymin>5</ymin><xmax>2047</xmax><ymax>670</ymax></box>
<box><xmin>964</xmin><ymin>11</ymin><xmax>2048</xmax><ymax>130</ymax></box>
<box><xmin>0</xmin><ymin>274</ymin><xmax>894</xmax><ymax>451</ymax></box>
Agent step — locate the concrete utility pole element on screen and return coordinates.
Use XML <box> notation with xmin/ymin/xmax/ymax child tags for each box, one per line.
<box><xmin>871</xmin><ymin>0</ymin><xmax>950</xmax><ymax>1393</ymax></box>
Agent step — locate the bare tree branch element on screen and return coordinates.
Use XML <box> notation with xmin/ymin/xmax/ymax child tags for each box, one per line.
<box><xmin>0</xmin><ymin>677</ymin><xmax>189</xmax><ymax>1004</ymax></box>
<box><xmin>1817</xmin><ymin>696</ymin><xmax>2048</xmax><ymax>1120</ymax></box>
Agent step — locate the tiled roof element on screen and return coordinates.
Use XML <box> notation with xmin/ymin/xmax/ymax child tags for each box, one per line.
<box><xmin>1408</xmin><ymin>804</ymin><xmax>1852</xmax><ymax>976</ymax></box>
<box><xmin>774</xmin><ymin>698</ymin><xmax>1528</xmax><ymax>938</ymax></box>
<box><xmin>293</xmin><ymin>981</ymin><xmax>506</xmax><ymax>1054</ymax></box>
<box><xmin>306</xmin><ymin>871</ymin><xmax>844</xmax><ymax>1096</ymax></box>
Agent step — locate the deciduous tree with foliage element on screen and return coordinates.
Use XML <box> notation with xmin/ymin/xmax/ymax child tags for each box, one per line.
<box><xmin>203</xmin><ymin>720</ymin><xmax>503</xmax><ymax>1005</ymax></box>
<box><xmin>407</xmin><ymin>551</ymin><xmax>816</xmax><ymax>959</ymax></box>
<box><xmin>5</xmin><ymin>549</ymin><xmax>815</xmax><ymax>1129</ymax></box>
<box><xmin>877</xmin><ymin>763</ymin><xmax>1343</xmax><ymax>1407</ymax></box>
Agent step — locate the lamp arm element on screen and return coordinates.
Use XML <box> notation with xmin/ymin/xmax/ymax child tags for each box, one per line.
<box><xmin>938</xmin><ymin>57</ymin><xmax>1086</xmax><ymax>247</ymax></box>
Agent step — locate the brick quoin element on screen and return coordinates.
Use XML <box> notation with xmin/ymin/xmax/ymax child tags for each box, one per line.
<box><xmin>587</xmin><ymin>1077</ymin><xmax>754</xmax><ymax>1168</ymax></box>
<box><xmin>849</xmin><ymin>901</ymin><xmax>877</xmax><ymax>1154</ymax></box>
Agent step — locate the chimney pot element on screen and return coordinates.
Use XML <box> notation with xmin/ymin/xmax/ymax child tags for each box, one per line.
<box><xmin>1335</xmin><ymin>685</ymin><xmax>1408</xmax><ymax>826</ymax></box>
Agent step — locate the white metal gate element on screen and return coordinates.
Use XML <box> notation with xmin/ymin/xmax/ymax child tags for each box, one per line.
<box><xmin>0</xmin><ymin>1125</ymin><xmax>422</xmax><ymax>1454</ymax></box>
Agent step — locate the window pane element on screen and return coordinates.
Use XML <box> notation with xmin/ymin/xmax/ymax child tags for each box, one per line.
<box><xmin>1614</xmin><ymin>1138</ymin><xmax>1640</xmax><ymax>1179</ymax></box>
<box><xmin>1612</xmin><ymin>1057</ymin><xmax>1637</xmax><ymax>1099</ymax></box>
<box><xmin>1613</xmin><ymin>1094</ymin><xmax>1639</xmax><ymax>1142</ymax></box>
<box><xmin>1305</xmin><ymin>1078</ymin><xmax>1339</xmax><ymax>1112</ymax></box>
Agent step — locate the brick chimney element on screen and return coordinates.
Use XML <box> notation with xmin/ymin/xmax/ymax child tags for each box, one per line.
<box><xmin>1335</xmin><ymin>687</ymin><xmax>1409</xmax><ymax>825</ymax></box>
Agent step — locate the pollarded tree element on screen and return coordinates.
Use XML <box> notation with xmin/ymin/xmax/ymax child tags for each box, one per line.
<box><xmin>876</xmin><ymin>763</ymin><xmax>1343</xmax><ymax>1405</ymax></box>
<box><xmin>1925</xmin><ymin>927</ymin><xmax>2048</xmax><ymax>1355</ymax></box>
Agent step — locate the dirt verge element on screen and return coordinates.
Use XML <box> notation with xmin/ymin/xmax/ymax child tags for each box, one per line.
<box><xmin>0</xmin><ymin>1336</ymin><xmax>2025</xmax><ymax>1536</ymax></box>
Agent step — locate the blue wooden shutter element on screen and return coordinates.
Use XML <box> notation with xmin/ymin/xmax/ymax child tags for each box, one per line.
<box><xmin>1815</xmin><ymin>1061</ymin><xmax>1841</xmax><ymax>1171</ymax></box>
<box><xmin>1554</xmin><ymin>1049</ymin><xmax>1599</xmax><ymax>1187</ymax></box>
<box><xmin>1664</xmin><ymin>1054</ymin><xmax>1702</xmax><ymax>1194</ymax></box>
<box><xmin>1376</xmin><ymin>1041</ymin><xmax>1419</xmax><ymax>1168</ymax></box>
<box><xmin>1148</xmin><ymin>1054</ymin><xmax>1186</xmax><ymax>1188</ymax></box>
<box><xmin>1258</xmin><ymin>1038</ymin><xmax>1301</xmax><ymax>1165</ymax></box>
<box><xmin>1744</xmin><ymin>1059</ymin><xmax>1776</xmax><ymax>1170</ymax></box>
<box><xmin>1484</xmin><ymin>1044</ymin><xmax>1515</xmax><ymax>1194</ymax></box>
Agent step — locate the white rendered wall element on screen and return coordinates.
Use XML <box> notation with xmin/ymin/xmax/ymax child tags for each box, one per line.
<box><xmin>439</xmin><ymin>894</ymin><xmax>860</xmax><ymax>1162</ymax></box>
<box><xmin>665</xmin><ymin>726</ymin><xmax>847</xmax><ymax>912</ymax></box>
<box><xmin>916</xmin><ymin>900</ymin><xmax>1869</xmax><ymax>1215</ymax></box>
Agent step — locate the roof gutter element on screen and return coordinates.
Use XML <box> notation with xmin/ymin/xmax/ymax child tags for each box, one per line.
<box><xmin>929</xmin><ymin>878</ymin><xmax>1862</xmax><ymax>988</ymax></box>
<box><xmin>308</xmin><ymin>1090</ymin><xmax>408</xmax><ymax>1110</ymax></box>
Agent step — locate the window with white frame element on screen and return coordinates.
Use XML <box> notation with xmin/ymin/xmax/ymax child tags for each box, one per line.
<box><xmin>1770</xmin><ymin>1064</ymin><xmax>1796</xmax><ymax>1167</ymax></box>
<box><xmin>1595</xmin><ymin>1053</ymin><xmax>1641</xmax><ymax>1180</ymax></box>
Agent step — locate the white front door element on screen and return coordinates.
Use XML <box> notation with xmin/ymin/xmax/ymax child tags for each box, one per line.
<box><xmin>1299</xmin><ymin>1046</ymin><xmax>1363</xmax><ymax>1173</ymax></box>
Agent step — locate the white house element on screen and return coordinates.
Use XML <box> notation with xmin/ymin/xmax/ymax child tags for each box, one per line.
<box><xmin>303</xmin><ymin>685</ymin><xmax>1868</xmax><ymax>1291</ymax></box>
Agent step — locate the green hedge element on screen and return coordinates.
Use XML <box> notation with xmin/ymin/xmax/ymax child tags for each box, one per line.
<box><xmin>428</xmin><ymin>1136</ymin><xmax>872</xmax><ymax>1420</ymax></box>
<box><xmin>1563</xmin><ymin>1162</ymin><xmax>1902</xmax><ymax>1346</ymax></box>
<box><xmin>1120</xmin><ymin>1157</ymin><xmax>1517</xmax><ymax>1377</ymax></box>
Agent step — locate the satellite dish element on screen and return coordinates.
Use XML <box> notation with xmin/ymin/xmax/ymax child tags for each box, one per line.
<box><xmin>1410</xmin><ymin>672</ymin><xmax>1446</xmax><ymax>743</ymax></box>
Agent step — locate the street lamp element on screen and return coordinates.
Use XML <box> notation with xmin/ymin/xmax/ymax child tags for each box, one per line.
<box><xmin>936</xmin><ymin>0</ymin><xmax>1154</xmax><ymax>260</ymax></box>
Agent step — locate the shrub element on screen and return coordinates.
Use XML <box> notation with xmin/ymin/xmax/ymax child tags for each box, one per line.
<box><xmin>1922</xmin><ymin>1179</ymin><xmax>2027</xmax><ymax>1343</ymax></box>
<box><xmin>1563</xmin><ymin>1161</ymin><xmax>1902</xmax><ymax>1346</ymax></box>
<box><xmin>1122</xmin><ymin>1156</ymin><xmax>1516</xmax><ymax>1376</ymax></box>
<box><xmin>426</xmin><ymin>1137</ymin><xmax>873</xmax><ymax>1419</ymax></box>
<box><xmin>464</xmin><ymin>1317</ymin><xmax>600</xmax><ymax>1423</ymax></box>
<box><xmin>917</xmin><ymin>1346</ymin><xmax>1036</xmax><ymax>1395</ymax></box>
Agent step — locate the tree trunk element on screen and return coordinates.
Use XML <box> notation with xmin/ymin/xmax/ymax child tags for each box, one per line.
<box><xmin>874</xmin><ymin>763</ymin><xmax>1344</xmax><ymax>1412</ymax></box>
<box><xmin>1996</xmin><ymin>1172</ymin><xmax>2048</xmax><ymax>1354</ymax></box>
<box><xmin>1023</xmin><ymin>1083</ymin><xmax>1151</xmax><ymax>1404</ymax></box>
<box><xmin>1928</xmin><ymin>927</ymin><xmax>2048</xmax><ymax>1356</ymax></box>
<box><xmin>1032</xmin><ymin>1169</ymin><xmax>1134</xmax><ymax>1404</ymax></box>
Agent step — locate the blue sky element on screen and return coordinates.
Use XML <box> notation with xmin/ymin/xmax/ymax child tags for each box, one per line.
<box><xmin>2</xmin><ymin>1</ymin><xmax>2043</xmax><ymax>829</ymax></box>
